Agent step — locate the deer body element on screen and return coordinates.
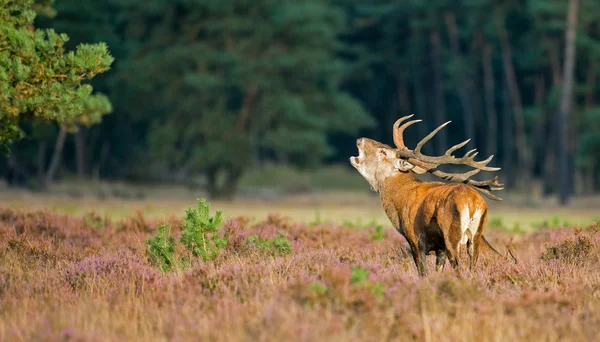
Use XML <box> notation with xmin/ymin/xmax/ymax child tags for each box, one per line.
<box><xmin>380</xmin><ymin>171</ymin><xmax>487</xmax><ymax>275</ymax></box>
<box><xmin>351</xmin><ymin>115</ymin><xmax>504</xmax><ymax>276</ymax></box>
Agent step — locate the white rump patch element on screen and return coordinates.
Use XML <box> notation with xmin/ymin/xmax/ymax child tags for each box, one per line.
<box><xmin>460</xmin><ymin>207</ymin><xmax>482</xmax><ymax>245</ymax></box>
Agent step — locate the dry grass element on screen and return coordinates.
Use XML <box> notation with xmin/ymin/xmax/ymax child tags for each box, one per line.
<box><xmin>1</xmin><ymin>206</ymin><xmax>600</xmax><ymax>341</ymax></box>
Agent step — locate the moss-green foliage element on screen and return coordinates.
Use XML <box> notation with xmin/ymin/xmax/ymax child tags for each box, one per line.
<box><xmin>248</xmin><ymin>232</ymin><xmax>292</xmax><ymax>256</ymax></box>
<box><xmin>0</xmin><ymin>0</ymin><xmax>113</xmax><ymax>152</ymax></box>
<box><xmin>307</xmin><ymin>282</ymin><xmax>328</xmax><ymax>296</ymax></box>
<box><xmin>146</xmin><ymin>224</ymin><xmax>177</xmax><ymax>272</ymax></box>
<box><xmin>180</xmin><ymin>199</ymin><xmax>228</xmax><ymax>262</ymax></box>
<box><xmin>488</xmin><ymin>216</ymin><xmax>505</xmax><ymax>229</ymax></box>
<box><xmin>535</xmin><ymin>216</ymin><xmax>573</xmax><ymax>230</ymax></box>
<box><xmin>350</xmin><ymin>266</ymin><xmax>385</xmax><ymax>298</ymax></box>
<box><xmin>369</xmin><ymin>224</ymin><xmax>385</xmax><ymax>241</ymax></box>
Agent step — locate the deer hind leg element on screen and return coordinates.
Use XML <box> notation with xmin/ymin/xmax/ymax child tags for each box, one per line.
<box><xmin>410</xmin><ymin>248</ymin><xmax>427</xmax><ymax>277</ymax></box>
<box><xmin>444</xmin><ymin>231</ymin><xmax>461</xmax><ymax>273</ymax></box>
<box><xmin>435</xmin><ymin>250</ymin><xmax>447</xmax><ymax>272</ymax></box>
<box><xmin>470</xmin><ymin>209</ymin><xmax>487</xmax><ymax>270</ymax></box>
<box><xmin>442</xmin><ymin>208</ymin><xmax>469</xmax><ymax>274</ymax></box>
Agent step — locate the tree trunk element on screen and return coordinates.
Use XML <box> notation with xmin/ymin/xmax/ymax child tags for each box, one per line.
<box><xmin>75</xmin><ymin>126</ymin><xmax>87</xmax><ymax>179</ymax></box>
<box><xmin>37</xmin><ymin>141</ymin><xmax>47</xmax><ymax>187</ymax></box>
<box><xmin>533</xmin><ymin>75</ymin><xmax>545</xmax><ymax>172</ymax></box>
<box><xmin>549</xmin><ymin>39</ymin><xmax>563</xmax><ymax>86</ymax></box>
<box><xmin>585</xmin><ymin>57</ymin><xmax>596</xmax><ymax>107</ymax></box>
<box><xmin>497</xmin><ymin>17</ymin><xmax>532</xmax><ymax>191</ymax></box>
<box><xmin>558</xmin><ymin>0</ymin><xmax>580</xmax><ymax>205</ymax></box>
<box><xmin>481</xmin><ymin>36</ymin><xmax>498</xmax><ymax>158</ymax></box>
<box><xmin>444</xmin><ymin>11</ymin><xmax>476</xmax><ymax>149</ymax></box>
<box><xmin>581</xmin><ymin>56</ymin><xmax>597</xmax><ymax>195</ymax></box>
<box><xmin>502</xmin><ymin>82</ymin><xmax>514</xmax><ymax>188</ymax></box>
<box><xmin>206</xmin><ymin>167</ymin><xmax>242</xmax><ymax>201</ymax></box>
<box><xmin>542</xmin><ymin>131</ymin><xmax>557</xmax><ymax>196</ymax></box>
<box><xmin>42</xmin><ymin>125</ymin><xmax>68</xmax><ymax>190</ymax></box>
<box><xmin>236</xmin><ymin>84</ymin><xmax>259</xmax><ymax>131</ymax></box>
<box><xmin>431</xmin><ymin>28</ymin><xmax>447</xmax><ymax>156</ymax></box>
<box><xmin>533</xmin><ymin>75</ymin><xmax>556</xmax><ymax>196</ymax></box>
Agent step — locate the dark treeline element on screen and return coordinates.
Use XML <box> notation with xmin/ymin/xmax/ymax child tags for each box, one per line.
<box><xmin>2</xmin><ymin>0</ymin><xmax>599</xmax><ymax>203</ymax></box>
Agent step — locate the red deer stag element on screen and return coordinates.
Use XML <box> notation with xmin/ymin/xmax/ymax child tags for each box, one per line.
<box><xmin>350</xmin><ymin>115</ymin><xmax>506</xmax><ymax>276</ymax></box>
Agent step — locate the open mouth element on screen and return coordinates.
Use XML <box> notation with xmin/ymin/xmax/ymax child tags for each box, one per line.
<box><xmin>350</xmin><ymin>148</ymin><xmax>363</xmax><ymax>166</ymax></box>
<box><xmin>350</xmin><ymin>141</ymin><xmax>363</xmax><ymax>166</ymax></box>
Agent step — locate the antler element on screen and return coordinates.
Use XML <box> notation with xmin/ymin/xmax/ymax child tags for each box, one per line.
<box><xmin>393</xmin><ymin>116</ymin><xmax>504</xmax><ymax>201</ymax></box>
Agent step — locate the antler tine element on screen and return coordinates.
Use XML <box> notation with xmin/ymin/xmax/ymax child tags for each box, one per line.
<box><xmin>437</xmin><ymin>168</ymin><xmax>481</xmax><ymax>180</ymax></box>
<box><xmin>446</xmin><ymin>139</ymin><xmax>470</xmax><ymax>155</ymax></box>
<box><xmin>393</xmin><ymin>115</ymin><xmax>420</xmax><ymax>148</ymax></box>
<box><xmin>475</xmin><ymin>155</ymin><xmax>501</xmax><ymax>171</ymax></box>
<box><xmin>393</xmin><ymin>115</ymin><xmax>504</xmax><ymax>200</ymax></box>
<box><xmin>464</xmin><ymin>149</ymin><xmax>477</xmax><ymax>158</ymax></box>
<box><xmin>414</xmin><ymin>121</ymin><xmax>451</xmax><ymax>154</ymax></box>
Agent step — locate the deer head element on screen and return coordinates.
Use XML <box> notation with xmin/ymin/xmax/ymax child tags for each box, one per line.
<box><xmin>350</xmin><ymin>138</ymin><xmax>400</xmax><ymax>192</ymax></box>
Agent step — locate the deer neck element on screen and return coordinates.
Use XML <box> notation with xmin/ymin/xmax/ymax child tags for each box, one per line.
<box><xmin>379</xmin><ymin>171</ymin><xmax>420</xmax><ymax>197</ymax></box>
<box><xmin>376</xmin><ymin>172</ymin><xmax>422</xmax><ymax>231</ymax></box>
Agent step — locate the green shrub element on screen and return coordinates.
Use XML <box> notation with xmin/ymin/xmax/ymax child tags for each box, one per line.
<box><xmin>350</xmin><ymin>266</ymin><xmax>385</xmax><ymax>298</ymax></box>
<box><xmin>146</xmin><ymin>224</ymin><xmax>177</xmax><ymax>272</ymax></box>
<box><xmin>248</xmin><ymin>232</ymin><xmax>293</xmax><ymax>255</ymax></box>
<box><xmin>307</xmin><ymin>282</ymin><xmax>328</xmax><ymax>295</ymax></box>
<box><xmin>350</xmin><ymin>266</ymin><xmax>369</xmax><ymax>284</ymax></box>
<box><xmin>146</xmin><ymin>198</ymin><xmax>228</xmax><ymax>272</ymax></box>
<box><xmin>370</xmin><ymin>225</ymin><xmax>385</xmax><ymax>241</ymax></box>
<box><xmin>180</xmin><ymin>198</ymin><xmax>228</xmax><ymax>262</ymax></box>
<box><xmin>488</xmin><ymin>216</ymin><xmax>504</xmax><ymax>229</ymax></box>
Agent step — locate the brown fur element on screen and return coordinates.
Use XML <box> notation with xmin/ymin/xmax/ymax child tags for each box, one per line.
<box><xmin>350</xmin><ymin>138</ymin><xmax>498</xmax><ymax>276</ymax></box>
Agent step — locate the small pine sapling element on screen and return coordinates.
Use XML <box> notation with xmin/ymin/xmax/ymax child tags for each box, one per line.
<box><xmin>146</xmin><ymin>224</ymin><xmax>176</xmax><ymax>272</ymax></box>
<box><xmin>180</xmin><ymin>198</ymin><xmax>229</xmax><ymax>262</ymax></box>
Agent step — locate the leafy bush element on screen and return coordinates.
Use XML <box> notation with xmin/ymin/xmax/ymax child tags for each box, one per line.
<box><xmin>146</xmin><ymin>224</ymin><xmax>177</xmax><ymax>272</ymax></box>
<box><xmin>369</xmin><ymin>225</ymin><xmax>385</xmax><ymax>241</ymax></box>
<box><xmin>248</xmin><ymin>232</ymin><xmax>293</xmax><ymax>255</ymax></box>
<box><xmin>146</xmin><ymin>198</ymin><xmax>228</xmax><ymax>271</ymax></box>
<box><xmin>307</xmin><ymin>282</ymin><xmax>328</xmax><ymax>296</ymax></box>
<box><xmin>488</xmin><ymin>216</ymin><xmax>504</xmax><ymax>229</ymax></box>
<box><xmin>351</xmin><ymin>266</ymin><xmax>385</xmax><ymax>298</ymax></box>
<box><xmin>180</xmin><ymin>199</ymin><xmax>228</xmax><ymax>262</ymax></box>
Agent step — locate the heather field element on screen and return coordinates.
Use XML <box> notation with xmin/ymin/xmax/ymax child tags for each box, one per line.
<box><xmin>1</xmin><ymin>200</ymin><xmax>600</xmax><ymax>342</ymax></box>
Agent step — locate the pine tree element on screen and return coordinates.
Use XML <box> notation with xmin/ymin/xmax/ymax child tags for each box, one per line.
<box><xmin>0</xmin><ymin>0</ymin><xmax>113</xmax><ymax>154</ymax></box>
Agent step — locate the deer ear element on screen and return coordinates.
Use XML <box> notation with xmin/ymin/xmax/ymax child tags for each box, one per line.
<box><xmin>394</xmin><ymin>159</ymin><xmax>415</xmax><ymax>172</ymax></box>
